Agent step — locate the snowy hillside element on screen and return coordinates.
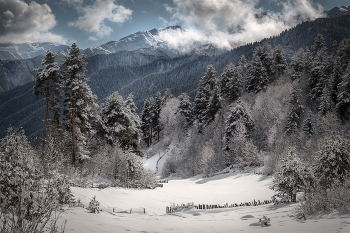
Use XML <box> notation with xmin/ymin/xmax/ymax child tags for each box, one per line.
<box><xmin>82</xmin><ymin>26</ymin><xmax>184</xmax><ymax>58</ymax></box>
<box><xmin>326</xmin><ymin>6</ymin><xmax>350</xmax><ymax>18</ymax></box>
<box><xmin>0</xmin><ymin>42</ymin><xmax>68</xmax><ymax>60</ymax></box>
<box><xmin>61</xmin><ymin>171</ymin><xmax>350</xmax><ymax>233</ymax></box>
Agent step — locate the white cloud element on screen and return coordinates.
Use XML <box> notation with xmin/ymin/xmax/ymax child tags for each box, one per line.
<box><xmin>68</xmin><ymin>0</ymin><xmax>132</xmax><ymax>41</ymax></box>
<box><xmin>158</xmin><ymin>0</ymin><xmax>324</xmax><ymax>52</ymax></box>
<box><xmin>61</xmin><ymin>0</ymin><xmax>84</xmax><ymax>7</ymax></box>
<box><xmin>0</xmin><ymin>0</ymin><xmax>67</xmax><ymax>44</ymax></box>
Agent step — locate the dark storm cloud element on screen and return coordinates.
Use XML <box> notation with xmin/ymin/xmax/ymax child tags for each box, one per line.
<box><xmin>0</xmin><ymin>0</ymin><xmax>66</xmax><ymax>44</ymax></box>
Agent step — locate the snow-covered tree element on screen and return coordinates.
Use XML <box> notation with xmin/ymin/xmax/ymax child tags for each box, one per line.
<box><xmin>313</xmin><ymin>133</ymin><xmax>350</xmax><ymax>188</ymax></box>
<box><xmin>124</xmin><ymin>93</ymin><xmax>142</xmax><ymax>151</ymax></box>
<box><xmin>312</xmin><ymin>33</ymin><xmax>327</xmax><ymax>57</ymax></box>
<box><xmin>309</xmin><ymin>34</ymin><xmax>329</xmax><ymax>100</ymax></box>
<box><xmin>0</xmin><ymin>127</ymin><xmax>72</xmax><ymax>232</ymax></box>
<box><xmin>194</xmin><ymin>64</ymin><xmax>218</xmax><ymax>128</ymax></box>
<box><xmin>205</xmin><ymin>85</ymin><xmax>222</xmax><ymax>124</ymax></box>
<box><xmin>219</xmin><ymin>63</ymin><xmax>242</xmax><ymax>103</ymax></box>
<box><xmin>101</xmin><ymin>92</ymin><xmax>140</xmax><ymax>151</ymax></box>
<box><xmin>336</xmin><ymin>64</ymin><xmax>350</xmax><ymax>121</ymax></box>
<box><xmin>270</xmin><ymin>147</ymin><xmax>315</xmax><ymax>202</ymax></box>
<box><xmin>177</xmin><ymin>93</ymin><xmax>193</xmax><ymax>124</ymax></box>
<box><xmin>272</xmin><ymin>44</ymin><xmax>287</xmax><ymax>78</ymax></box>
<box><xmin>152</xmin><ymin>92</ymin><xmax>163</xmax><ymax>142</ymax></box>
<box><xmin>319</xmin><ymin>83</ymin><xmax>333</xmax><ymax>115</ymax></box>
<box><xmin>62</xmin><ymin>43</ymin><xmax>96</xmax><ymax>164</ymax></box>
<box><xmin>246</xmin><ymin>53</ymin><xmax>268</xmax><ymax>93</ymax></box>
<box><xmin>34</xmin><ymin>50</ymin><xmax>63</xmax><ymax>154</ymax></box>
<box><xmin>141</xmin><ymin>98</ymin><xmax>153</xmax><ymax>146</ymax></box>
<box><xmin>201</xmin><ymin>140</ymin><xmax>216</xmax><ymax>177</ymax></box>
<box><xmin>291</xmin><ymin>48</ymin><xmax>305</xmax><ymax>80</ymax></box>
<box><xmin>225</xmin><ymin>101</ymin><xmax>254</xmax><ymax>141</ymax></box>
<box><xmin>224</xmin><ymin>101</ymin><xmax>254</xmax><ymax>163</ymax></box>
<box><xmin>285</xmin><ymin>82</ymin><xmax>303</xmax><ymax>136</ymax></box>
<box><xmin>302</xmin><ymin>113</ymin><xmax>315</xmax><ymax>138</ymax></box>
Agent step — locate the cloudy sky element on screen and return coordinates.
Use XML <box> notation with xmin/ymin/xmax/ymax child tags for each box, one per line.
<box><xmin>0</xmin><ymin>0</ymin><xmax>349</xmax><ymax>49</ymax></box>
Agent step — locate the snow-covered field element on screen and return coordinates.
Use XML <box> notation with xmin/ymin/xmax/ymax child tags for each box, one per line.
<box><xmin>60</xmin><ymin>170</ymin><xmax>350</xmax><ymax>233</ymax></box>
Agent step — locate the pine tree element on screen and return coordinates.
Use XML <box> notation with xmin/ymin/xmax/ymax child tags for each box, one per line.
<box><xmin>270</xmin><ymin>147</ymin><xmax>315</xmax><ymax>202</ymax></box>
<box><xmin>310</xmin><ymin>34</ymin><xmax>329</xmax><ymax>100</ymax></box>
<box><xmin>224</xmin><ymin>101</ymin><xmax>254</xmax><ymax>150</ymax></box>
<box><xmin>312</xmin><ymin>33</ymin><xmax>326</xmax><ymax>57</ymax></box>
<box><xmin>101</xmin><ymin>92</ymin><xmax>140</xmax><ymax>151</ymax></box>
<box><xmin>285</xmin><ymin>82</ymin><xmax>303</xmax><ymax>136</ymax></box>
<box><xmin>319</xmin><ymin>83</ymin><xmax>333</xmax><ymax>115</ymax></box>
<box><xmin>336</xmin><ymin>64</ymin><xmax>350</xmax><ymax>121</ymax></box>
<box><xmin>141</xmin><ymin>98</ymin><xmax>152</xmax><ymax>147</ymax></box>
<box><xmin>61</xmin><ymin>43</ymin><xmax>96</xmax><ymax>164</ymax></box>
<box><xmin>272</xmin><ymin>44</ymin><xmax>287</xmax><ymax>78</ymax></box>
<box><xmin>125</xmin><ymin>93</ymin><xmax>142</xmax><ymax>152</ymax></box>
<box><xmin>34</xmin><ymin>50</ymin><xmax>63</xmax><ymax>155</ymax></box>
<box><xmin>337</xmin><ymin>37</ymin><xmax>350</xmax><ymax>72</ymax></box>
<box><xmin>302</xmin><ymin>113</ymin><xmax>315</xmax><ymax>138</ymax></box>
<box><xmin>238</xmin><ymin>55</ymin><xmax>248</xmax><ymax>86</ymax></box>
<box><xmin>291</xmin><ymin>48</ymin><xmax>305</xmax><ymax>80</ymax></box>
<box><xmin>219</xmin><ymin>63</ymin><xmax>242</xmax><ymax>103</ymax></box>
<box><xmin>177</xmin><ymin>93</ymin><xmax>193</xmax><ymax>124</ymax></box>
<box><xmin>255</xmin><ymin>42</ymin><xmax>273</xmax><ymax>77</ymax></box>
<box><xmin>246</xmin><ymin>54</ymin><xmax>268</xmax><ymax>93</ymax></box>
<box><xmin>313</xmin><ymin>134</ymin><xmax>350</xmax><ymax>188</ymax></box>
<box><xmin>163</xmin><ymin>88</ymin><xmax>173</xmax><ymax>103</ymax></box>
<box><xmin>152</xmin><ymin>92</ymin><xmax>163</xmax><ymax>142</ymax></box>
<box><xmin>205</xmin><ymin>85</ymin><xmax>222</xmax><ymax>124</ymax></box>
<box><xmin>194</xmin><ymin>64</ymin><xmax>218</xmax><ymax>128</ymax></box>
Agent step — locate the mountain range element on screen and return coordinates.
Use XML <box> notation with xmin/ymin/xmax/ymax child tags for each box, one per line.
<box><xmin>0</xmin><ymin>6</ymin><xmax>350</xmax><ymax>139</ymax></box>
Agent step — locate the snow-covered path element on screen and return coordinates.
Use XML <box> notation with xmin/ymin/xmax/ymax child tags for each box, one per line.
<box><xmin>60</xmin><ymin>172</ymin><xmax>350</xmax><ymax>232</ymax></box>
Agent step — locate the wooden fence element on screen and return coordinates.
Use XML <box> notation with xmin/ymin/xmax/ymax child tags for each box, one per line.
<box><xmin>166</xmin><ymin>202</ymin><xmax>194</xmax><ymax>214</ymax></box>
<box><xmin>166</xmin><ymin>199</ymin><xmax>274</xmax><ymax>214</ymax></box>
<box><xmin>112</xmin><ymin>207</ymin><xmax>146</xmax><ymax>214</ymax></box>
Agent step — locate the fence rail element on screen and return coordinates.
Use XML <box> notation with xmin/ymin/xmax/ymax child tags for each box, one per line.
<box><xmin>166</xmin><ymin>199</ymin><xmax>274</xmax><ymax>214</ymax></box>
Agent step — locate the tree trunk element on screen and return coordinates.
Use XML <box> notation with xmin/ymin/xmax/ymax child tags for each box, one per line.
<box><xmin>42</xmin><ymin>97</ymin><xmax>49</xmax><ymax>160</ymax></box>
<box><xmin>72</xmin><ymin>109</ymin><xmax>76</xmax><ymax>165</ymax></box>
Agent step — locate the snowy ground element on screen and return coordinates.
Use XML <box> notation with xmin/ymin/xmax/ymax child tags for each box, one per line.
<box><xmin>60</xmin><ymin>170</ymin><xmax>350</xmax><ymax>233</ymax></box>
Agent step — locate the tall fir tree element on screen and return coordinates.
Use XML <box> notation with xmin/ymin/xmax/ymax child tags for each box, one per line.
<box><xmin>101</xmin><ymin>92</ymin><xmax>141</xmax><ymax>151</ymax></box>
<box><xmin>177</xmin><ymin>93</ymin><xmax>193</xmax><ymax>124</ymax></box>
<box><xmin>152</xmin><ymin>92</ymin><xmax>163</xmax><ymax>142</ymax></box>
<box><xmin>205</xmin><ymin>85</ymin><xmax>222</xmax><ymax>124</ymax></box>
<box><xmin>141</xmin><ymin>98</ymin><xmax>153</xmax><ymax>147</ymax></box>
<box><xmin>61</xmin><ymin>43</ymin><xmax>95</xmax><ymax>165</ymax></box>
<box><xmin>194</xmin><ymin>64</ymin><xmax>218</xmax><ymax>129</ymax></box>
<box><xmin>302</xmin><ymin>113</ymin><xmax>315</xmax><ymax>138</ymax></box>
<box><xmin>336</xmin><ymin>64</ymin><xmax>350</xmax><ymax>121</ymax></box>
<box><xmin>309</xmin><ymin>34</ymin><xmax>329</xmax><ymax>100</ymax></box>
<box><xmin>224</xmin><ymin>101</ymin><xmax>254</xmax><ymax>149</ymax></box>
<box><xmin>125</xmin><ymin>93</ymin><xmax>142</xmax><ymax>152</ymax></box>
<box><xmin>219</xmin><ymin>63</ymin><xmax>242</xmax><ymax>103</ymax></box>
<box><xmin>246</xmin><ymin>54</ymin><xmax>268</xmax><ymax>93</ymax></box>
<box><xmin>272</xmin><ymin>44</ymin><xmax>287</xmax><ymax>78</ymax></box>
<box><xmin>291</xmin><ymin>48</ymin><xmax>305</xmax><ymax>80</ymax></box>
<box><xmin>34</xmin><ymin>50</ymin><xmax>63</xmax><ymax>155</ymax></box>
<box><xmin>285</xmin><ymin>82</ymin><xmax>303</xmax><ymax>136</ymax></box>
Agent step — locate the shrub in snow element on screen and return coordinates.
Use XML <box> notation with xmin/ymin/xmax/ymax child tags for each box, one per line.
<box><xmin>313</xmin><ymin>133</ymin><xmax>350</xmax><ymax>188</ymax></box>
<box><xmin>259</xmin><ymin>216</ymin><xmax>271</xmax><ymax>227</ymax></box>
<box><xmin>0</xmin><ymin>127</ymin><xmax>70</xmax><ymax>232</ymax></box>
<box><xmin>299</xmin><ymin>133</ymin><xmax>350</xmax><ymax>214</ymax></box>
<box><xmin>87</xmin><ymin>196</ymin><xmax>100</xmax><ymax>214</ymax></box>
<box><xmin>270</xmin><ymin>147</ymin><xmax>315</xmax><ymax>202</ymax></box>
